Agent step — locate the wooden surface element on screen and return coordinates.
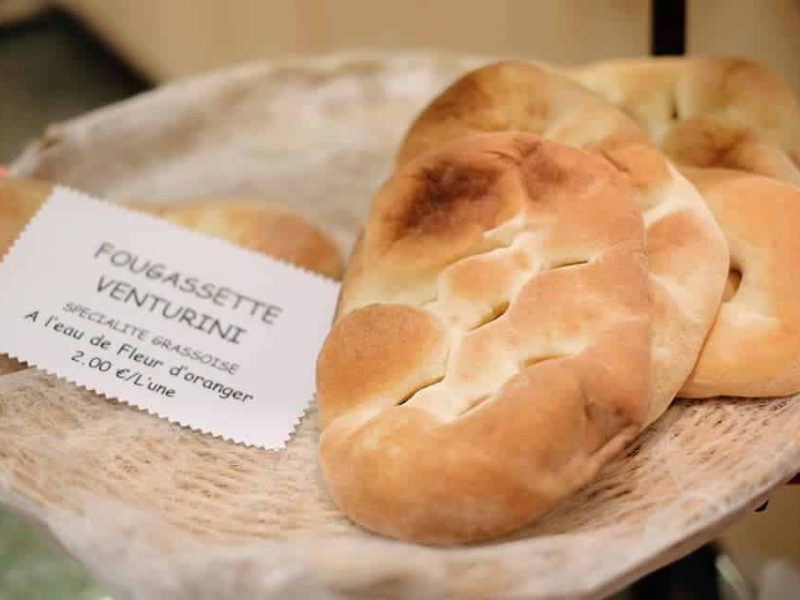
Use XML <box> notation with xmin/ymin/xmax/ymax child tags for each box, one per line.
<box><xmin>687</xmin><ymin>0</ymin><xmax>800</xmax><ymax>94</ymax></box>
<box><xmin>57</xmin><ymin>0</ymin><xmax>799</xmax><ymax>95</ymax></box>
<box><xmin>57</xmin><ymin>0</ymin><xmax>650</xmax><ymax>81</ymax></box>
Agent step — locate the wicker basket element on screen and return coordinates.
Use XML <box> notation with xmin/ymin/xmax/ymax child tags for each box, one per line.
<box><xmin>2</xmin><ymin>52</ymin><xmax>799</xmax><ymax>600</ymax></box>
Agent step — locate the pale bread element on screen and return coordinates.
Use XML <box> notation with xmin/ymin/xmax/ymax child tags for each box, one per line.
<box><xmin>680</xmin><ymin>167</ymin><xmax>800</xmax><ymax>398</ymax></box>
<box><xmin>0</xmin><ymin>179</ymin><xmax>53</xmax><ymax>375</ymax></box>
<box><xmin>133</xmin><ymin>199</ymin><xmax>343</xmax><ymax>280</ymax></box>
<box><xmin>318</xmin><ymin>132</ymin><xmax>652</xmax><ymax>544</ymax></box>
<box><xmin>398</xmin><ymin>61</ymin><xmax>728</xmax><ymax>425</ymax></box>
<box><xmin>0</xmin><ymin>179</ymin><xmax>343</xmax><ymax>279</ymax></box>
<box><xmin>570</xmin><ymin>57</ymin><xmax>800</xmax><ymax>185</ymax></box>
<box><xmin>0</xmin><ymin>178</ymin><xmax>51</xmax><ymax>261</ymax></box>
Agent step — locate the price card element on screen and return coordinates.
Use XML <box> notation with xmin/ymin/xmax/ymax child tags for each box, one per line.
<box><xmin>0</xmin><ymin>187</ymin><xmax>339</xmax><ymax>448</ymax></box>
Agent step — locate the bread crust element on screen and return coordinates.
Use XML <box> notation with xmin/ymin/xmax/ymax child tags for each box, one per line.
<box><xmin>397</xmin><ymin>61</ymin><xmax>728</xmax><ymax>425</ymax></box>
<box><xmin>680</xmin><ymin>168</ymin><xmax>800</xmax><ymax>398</ymax></box>
<box><xmin>0</xmin><ymin>179</ymin><xmax>343</xmax><ymax>279</ymax></box>
<box><xmin>0</xmin><ymin>180</ymin><xmax>61</xmax><ymax>374</ymax></box>
<box><xmin>570</xmin><ymin>57</ymin><xmax>800</xmax><ymax>185</ymax></box>
<box><xmin>133</xmin><ymin>200</ymin><xmax>343</xmax><ymax>279</ymax></box>
<box><xmin>318</xmin><ymin>133</ymin><xmax>652</xmax><ymax>544</ymax></box>
<box><xmin>0</xmin><ymin>178</ymin><xmax>52</xmax><ymax>261</ymax></box>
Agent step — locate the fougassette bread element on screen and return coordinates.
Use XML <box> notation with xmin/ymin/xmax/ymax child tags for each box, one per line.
<box><xmin>0</xmin><ymin>178</ymin><xmax>51</xmax><ymax>261</ymax></box>
<box><xmin>0</xmin><ymin>179</ymin><xmax>52</xmax><ymax>375</ymax></box>
<box><xmin>569</xmin><ymin>57</ymin><xmax>800</xmax><ymax>185</ymax></box>
<box><xmin>134</xmin><ymin>199</ymin><xmax>343</xmax><ymax>280</ymax></box>
<box><xmin>317</xmin><ymin>132</ymin><xmax>653</xmax><ymax>544</ymax></box>
<box><xmin>0</xmin><ymin>179</ymin><xmax>343</xmax><ymax>279</ymax></box>
<box><xmin>398</xmin><ymin>61</ymin><xmax>728</xmax><ymax>426</ymax></box>
<box><xmin>680</xmin><ymin>167</ymin><xmax>800</xmax><ymax>398</ymax></box>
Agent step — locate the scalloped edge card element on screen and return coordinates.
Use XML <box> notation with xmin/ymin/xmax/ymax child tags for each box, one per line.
<box><xmin>0</xmin><ymin>186</ymin><xmax>339</xmax><ymax>448</ymax></box>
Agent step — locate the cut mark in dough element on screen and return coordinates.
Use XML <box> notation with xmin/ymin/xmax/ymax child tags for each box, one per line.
<box><xmin>458</xmin><ymin>355</ymin><xmax>565</xmax><ymax>417</ymax></box>
<box><xmin>723</xmin><ymin>266</ymin><xmax>743</xmax><ymax>302</ymax></box>
<box><xmin>670</xmin><ymin>94</ymin><xmax>680</xmax><ymax>120</ymax></box>
<box><xmin>397</xmin><ymin>376</ymin><xmax>444</xmax><ymax>406</ymax></box>
<box><xmin>520</xmin><ymin>355</ymin><xmax>563</xmax><ymax>370</ymax></box>
<box><xmin>549</xmin><ymin>257</ymin><xmax>590</xmax><ymax>270</ymax></box>
<box><xmin>457</xmin><ymin>394</ymin><xmax>490</xmax><ymax>417</ymax></box>
<box><xmin>470</xmin><ymin>300</ymin><xmax>510</xmax><ymax>330</ymax></box>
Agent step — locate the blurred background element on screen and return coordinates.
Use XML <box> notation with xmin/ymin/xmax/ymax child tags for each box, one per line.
<box><xmin>0</xmin><ymin>0</ymin><xmax>798</xmax><ymax>598</ymax></box>
<box><xmin>1</xmin><ymin>0</ymin><xmax>799</xmax><ymax>162</ymax></box>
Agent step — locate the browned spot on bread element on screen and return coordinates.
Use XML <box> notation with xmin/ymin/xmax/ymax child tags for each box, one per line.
<box><xmin>707</xmin><ymin>129</ymin><xmax>751</xmax><ymax>168</ymax></box>
<box><xmin>378</xmin><ymin>136</ymin><xmax>538</xmax><ymax>255</ymax></box>
<box><xmin>664</xmin><ymin>119</ymin><xmax>752</xmax><ymax>170</ymax></box>
<box><xmin>722</xmin><ymin>267</ymin><xmax>742</xmax><ymax>302</ymax></box>
<box><xmin>358</xmin><ymin>136</ymin><xmax>536</xmax><ymax>286</ymax></box>
<box><xmin>402</xmin><ymin>160</ymin><xmax>501</xmax><ymax>235</ymax></box>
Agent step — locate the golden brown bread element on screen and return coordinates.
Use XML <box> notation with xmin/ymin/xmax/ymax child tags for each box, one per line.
<box><xmin>0</xmin><ymin>178</ymin><xmax>344</xmax><ymax>279</ymax></box>
<box><xmin>679</xmin><ymin>168</ymin><xmax>800</xmax><ymax>398</ymax></box>
<box><xmin>0</xmin><ymin>178</ymin><xmax>52</xmax><ymax>262</ymax></box>
<box><xmin>0</xmin><ymin>180</ymin><xmax>57</xmax><ymax>374</ymax></box>
<box><xmin>318</xmin><ymin>133</ymin><xmax>653</xmax><ymax>544</ymax></box>
<box><xmin>570</xmin><ymin>57</ymin><xmax>800</xmax><ymax>185</ymax></box>
<box><xmin>133</xmin><ymin>199</ymin><xmax>343</xmax><ymax>280</ymax></box>
<box><xmin>396</xmin><ymin>61</ymin><xmax>644</xmax><ymax>167</ymax></box>
<box><xmin>398</xmin><ymin>61</ymin><xmax>728</xmax><ymax>426</ymax></box>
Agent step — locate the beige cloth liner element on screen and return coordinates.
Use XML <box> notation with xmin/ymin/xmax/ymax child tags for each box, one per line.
<box><xmin>2</xmin><ymin>52</ymin><xmax>800</xmax><ymax>599</ymax></box>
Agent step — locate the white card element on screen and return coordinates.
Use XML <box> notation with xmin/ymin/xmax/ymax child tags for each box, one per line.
<box><xmin>0</xmin><ymin>186</ymin><xmax>340</xmax><ymax>448</ymax></box>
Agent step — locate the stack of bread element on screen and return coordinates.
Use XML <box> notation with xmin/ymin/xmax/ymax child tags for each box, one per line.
<box><xmin>316</xmin><ymin>58</ymin><xmax>800</xmax><ymax>544</ymax></box>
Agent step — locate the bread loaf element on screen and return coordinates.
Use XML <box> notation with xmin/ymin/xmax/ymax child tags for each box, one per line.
<box><xmin>570</xmin><ymin>57</ymin><xmax>800</xmax><ymax>185</ymax></box>
<box><xmin>398</xmin><ymin>61</ymin><xmax>728</xmax><ymax>426</ymax></box>
<box><xmin>0</xmin><ymin>179</ymin><xmax>343</xmax><ymax>279</ymax></box>
<box><xmin>318</xmin><ymin>132</ymin><xmax>652</xmax><ymax>544</ymax></box>
<box><xmin>0</xmin><ymin>180</ymin><xmax>55</xmax><ymax>374</ymax></box>
<box><xmin>679</xmin><ymin>168</ymin><xmax>800</xmax><ymax>398</ymax></box>
<box><xmin>0</xmin><ymin>178</ymin><xmax>51</xmax><ymax>262</ymax></box>
<box><xmin>132</xmin><ymin>199</ymin><xmax>343</xmax><ymax>280</ymax></box>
